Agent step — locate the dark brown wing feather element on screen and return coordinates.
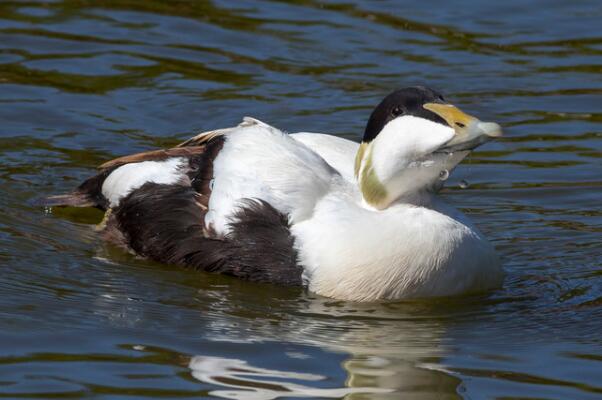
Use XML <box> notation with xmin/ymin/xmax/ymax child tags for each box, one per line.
<box><xmin>42</xmin><ymin>193</ymin><xmax>97</xmax><ymax>208</ymax></box>
<box><xmin>98</xmin><ymin>146</ymin><xmax>207</xmax><ymax>170</ymax></box>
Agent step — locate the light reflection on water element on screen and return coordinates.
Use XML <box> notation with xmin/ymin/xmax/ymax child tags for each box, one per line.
<box><xmin>1</xmin><ymin>0</ymin><xmax>601</xmax><ymax>398</ymax></box>
<box><xmin>188</xmin><ymin>355</ymin><xmax>392</xmax><ymax>400</ymax></box>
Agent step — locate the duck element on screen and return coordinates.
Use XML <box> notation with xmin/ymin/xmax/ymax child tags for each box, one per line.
<box><xmin>43</xmin><ymin>86</ymin><xmax>504</xmax><ymax>302</ymax></box>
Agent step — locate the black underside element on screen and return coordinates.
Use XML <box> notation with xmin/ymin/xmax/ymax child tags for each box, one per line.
<box><xmin>107</xmin><ymin>182</ymin><xmax>303</xmax><ymax>286</ymax></box>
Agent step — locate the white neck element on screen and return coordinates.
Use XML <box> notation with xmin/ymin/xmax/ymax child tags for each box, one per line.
<box><xmin>355</xmin><ymin>116</ymin><xmax>457</xmax><ymax>209</ymax></box>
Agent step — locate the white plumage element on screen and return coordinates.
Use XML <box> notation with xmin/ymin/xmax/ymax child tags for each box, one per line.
<box><xmin>205</xmin><ymin>120</ymin><xmax>338</xmax><ymax>235</ymax></box>
<box><xmin>290</xmin><ymin>132</ymin><xmax>359</xmax><ymax>182</ymax></box>
<box><xmin>57</xmin><ymin>87</ymin><xmax>505</xmax><ymax>302</ymax></box>
<box><xmin>294</xmin><ymin>193</ymin><xmax>500</xmax><ymax>301</ymax></box>
<box><xmin>102</xmin><ymin>158</ymin><xmax>186</xmax><ymax>207</ymax></box>
<box><xmin>199</xmin><ymin>117</ymin><xmax>501</xmax><ymax>301</ymax></box>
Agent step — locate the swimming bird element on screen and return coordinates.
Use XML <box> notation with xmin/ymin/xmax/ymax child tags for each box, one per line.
<box><xmin>44</xmin><ymin>86</ymin><xmax>504</xmax><ymax>302</ymax></box>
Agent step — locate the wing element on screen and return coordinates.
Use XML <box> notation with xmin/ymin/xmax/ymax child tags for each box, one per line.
<box><xmin>41</xmin><ymin>117</ymin><xmax>343</xmax><ymax>284</ymax></box>
<box><xmin>41</xmin><ymin>133</ymin><xmax>223</xmax><ymax>210</ymax></box>
<box><xmin>41</xmin><ymin>117</ymin><xmax>280</xmax><ymax>209</ymax></box>
<box><xmin>202</xmin><ymin>118</ymin><xmax>339</xmax><ymax>235</ymax></box>
<box><xmin>41</xmin><ymin>146</ymin><xmax>208</xmax><ymax>210</ymax></box>
<box><xmin>43</xmin><ymin>117</ymin><xmax>339</xmax><ymax>236</ymax></box>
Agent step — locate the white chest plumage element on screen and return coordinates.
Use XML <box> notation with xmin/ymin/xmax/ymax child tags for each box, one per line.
<box><xmin>291</xmin><ymin>189</ymin><xmax>502</xmax><ymax>302</ymax></box>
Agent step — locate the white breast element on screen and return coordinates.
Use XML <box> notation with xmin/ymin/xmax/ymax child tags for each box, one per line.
<box><xmin>292</xmin><ymin>190</ymin><xmax>503</xmax><ymax>301</ymax></box>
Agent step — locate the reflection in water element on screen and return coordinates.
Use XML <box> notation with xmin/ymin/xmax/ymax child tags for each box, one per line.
<box><xmin>182</xmin><ymin>290</ymin><xmax>463</xmax><ymax>399</ymax></box>
<box><xmin>189</xmin><ymin>356</ymin><xmax>391</xmax><ymax>399</ymax></box>
<box><xmin>78</xmin><ymin>254</ymin><xmax>466</xmax><ymax>398</ymax></box>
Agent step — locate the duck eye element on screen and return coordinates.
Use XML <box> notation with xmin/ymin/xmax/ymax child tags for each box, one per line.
<box><xmin>391</xmin><ymin>106</ymin><xmax>404</xmax><ymax>116</ymax></box>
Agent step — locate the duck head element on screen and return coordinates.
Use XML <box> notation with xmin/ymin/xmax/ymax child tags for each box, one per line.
<box><xmin>354</xmin><ymin>86</ymin><xmax>502</xmax><ymax>209</ymax></box>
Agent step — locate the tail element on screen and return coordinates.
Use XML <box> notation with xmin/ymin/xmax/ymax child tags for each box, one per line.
<box><xmin>37</xmin><ymin>191</ymin><xmax>97</xmax><ymax>208</ymax></box>
<box><xmin>36</xmin><ymin>171</ymin><xmax>110</xmax><ymax>209</ymax></box>
<box><xmin>38</xmin><ymin>122</ymin><xmax>234</xmax><ymax>209</ymax></box>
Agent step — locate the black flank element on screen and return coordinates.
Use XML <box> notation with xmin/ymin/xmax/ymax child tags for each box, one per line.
<box><xmin>107</xmin><ymin>183</ymin><xmax>302</xmax><ymax>286</ymax></box>
<box><xmin>45</xmin><ymin>131</ymin><xmax>301</xmax><ymax>285</ymax></box>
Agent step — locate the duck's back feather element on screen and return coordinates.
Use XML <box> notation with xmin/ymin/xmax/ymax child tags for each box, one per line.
<box><xmin>205</xmin><ymin>119</ymin><xmax>339</xmax><ymax>235</ymax></box>
<box><xmin>290</xmin><ymin>132</ymin><xmax>359</xmax><ymax>182</ymax></box>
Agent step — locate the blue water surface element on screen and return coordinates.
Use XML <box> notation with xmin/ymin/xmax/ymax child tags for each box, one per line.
<box><xmin>0</xmin><ymin>1</ymin><xmax>601</xmax><ymax>398</ymax></box>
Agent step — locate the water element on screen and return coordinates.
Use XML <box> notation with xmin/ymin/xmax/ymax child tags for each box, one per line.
<box><xmin>1</xmin><ymin>1</ymin><xmax>601</xmax><ymax>398</ymax></box>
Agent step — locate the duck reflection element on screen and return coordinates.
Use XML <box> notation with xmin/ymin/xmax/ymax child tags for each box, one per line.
<box><xmin>91</xmin><ymin>246</ymin><xmax>462</xmax><ymax>398</ymax></box>
<box><xmin>189</xmin><ymin>355</ymin><xmax>391</xmax><ymax>400</ymax></box>
<box><xmin>187</xmin><ymin>292</ymin><xmax>462</xmax><ymax>399</ymax></box>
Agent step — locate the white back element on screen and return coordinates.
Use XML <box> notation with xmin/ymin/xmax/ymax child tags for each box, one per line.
<box><xmin>206</xmin><ymin>119</ymin><xmax>339</xmax><ymax>234</ymax></box>
<box><xmin>291</xmin><ymin>132</ymin><xmax>359</xmax><ymax>182</ymax></box>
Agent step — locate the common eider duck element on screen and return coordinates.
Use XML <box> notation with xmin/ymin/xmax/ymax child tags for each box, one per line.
<box><xmin>44</xmin><ymin>86</ymin><xmax>504</xmax><ymax>302</ymax></box>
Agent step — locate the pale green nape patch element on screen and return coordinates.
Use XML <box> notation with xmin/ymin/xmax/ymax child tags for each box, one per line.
<box><xmin>354</xmin><ymin>142</ymin><xmax>368</xmax><ymax>178</ymax></box>
<box><xmin>356</xmin><ymin>142</ymin><xmax>388</xmax><ymax>208</ymax></box>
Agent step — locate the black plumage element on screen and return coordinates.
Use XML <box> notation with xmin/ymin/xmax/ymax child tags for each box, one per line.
<box><xmin>106</xmin><ymin>183</ymin><xmax>301</xmax><ymax>285</ymax></box>
<box><xmin>362</xmin><ymin>86</ymin><xmax>448</xmax><ymax>143</ymax></box>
